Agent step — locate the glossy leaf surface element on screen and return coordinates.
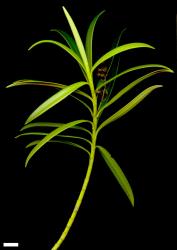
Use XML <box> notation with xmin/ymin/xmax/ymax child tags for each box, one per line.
<box><xmin>97</xmin><ymin>145</ymin><xmax>134</xmax><ymax>206</ymax></box>
<box><xmin>25</xmin><ymin>81</ymin><xmax>88</xmax><ymax>124</ymax></box>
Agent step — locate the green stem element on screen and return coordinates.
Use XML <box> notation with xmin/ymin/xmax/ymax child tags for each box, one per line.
<box><xmin>51</xmin><ymin>77</ymin><xmax>98</xmax><ymax>250</ymax></box>
<box><xmin>51</xmin><ymin>133</ymin><xmax>97</xmax><ymax>250</ymax></box>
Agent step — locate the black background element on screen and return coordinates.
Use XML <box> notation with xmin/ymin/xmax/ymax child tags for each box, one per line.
<box><xmin>0</xmin><ymin>0</ymin><xmax>176</xmax><ymax>249</ymax></box>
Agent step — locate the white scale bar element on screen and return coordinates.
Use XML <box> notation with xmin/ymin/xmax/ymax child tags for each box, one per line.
<box><xmin>3</xmin><ymin>243</ymin><xmax>19</xmax><ymax>247</ymax></box>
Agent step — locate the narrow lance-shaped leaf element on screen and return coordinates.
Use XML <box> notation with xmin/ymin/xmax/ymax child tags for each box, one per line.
<box><xmin>15</xmin><ymin>132</ymin><xmax>47</xmax><ymax>139</ymax></box>
<box><xmin>62</xmin><ymin>6</ymin><xmax>90</xmax><ymax>76</ymax></box>
<box><xmin>97</xmin><ymin>145</ymin><xmax>134</xmax><ymax>206</ymax></box>
<box><xmin>85</xmin><ymin>10</ymin><xmax>105</xmax><ymax>68</ymax></box>
<box><xmin>25</xmin><ymin>81</ymin><xmax>88</xmax><ymax>124</ymax></box>
<box><xmin>107</xmin><ymin>28</ymin><xmax>127</xmax><ymax>75</ymax></box>
<box><xmin>52</xmin><ymin>134</ymin><xmax>91</xmax><ymax>145</ymax></box>
<box><xmin>16</xmin><ymin>131</ymin><xmax>91</xmax><ymax>145</ymax></box>
<box><xmin>50</xmin><ymin>29</ymin><xmax>88</xmax><ymax>79</ymax></box>
<box><xmin>96</xmin><ymin>64</ymin><xmax>174</xmax><ymax>90</ymax></box>
<box><xmin>20</xmin><ymin>122</ymin><xmax>65</xmax><ymax>131</ymax></box>
<box><xmin>26</xmin><ymin>139</ymin><xmax>90</xmax><ymax>156</ymax></box>
<box><xmin>98</xmin><ymin>28</ymin><xmax>127</xmax><ymax>110</ymax></box>
<box><xmin>97</xmin><ymin>85</ymin><xmax>162</xmax><ymax>134</ymax></box>
<box><xmin>26</xmin><ymin>140</ymin><xmax>44</xmax><ymax>148</ymax></box>
<box><xmin>50</xmin><ymin>29</ymin><xmax>80</xmax><ymax>55</ymax></box>
<box><xmin>25</xmin><ymin>119</ymin><xmax>89</xmax><ymax>167</ymax></box>
<box><xmin>6</xmin><ymin>79</ymin><xmax>67</xmax><ymax>89</ymax></box>
<box><xmin>98</xmin><ymin>68</ymin><xmax>172</xmax><ymax>115</ymax></box>
<box><xmin>6</xmin><ymin>79</ymin><xmax>92</xmax><ymax>101</ymax></box>
<box><xmin>92</xmin><ymin>42</ymin><xmax>155</xmax><ymax>72</ymax></box>
<box><xmin>71</xmin><ymin>95</ymin><xmax>93</xmax><ymax>115</ymax></box>
<box><xmin>20</xmin><ymin>122</ymin><xmax>92</xmax><ymax>136</ymax></box>
<box><xmin>28</xmin><ymin>39</ymin><xmax>85</xmax><ymax>71</ymax></box>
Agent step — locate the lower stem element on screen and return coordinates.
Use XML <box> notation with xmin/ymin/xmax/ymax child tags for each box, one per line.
<box><xmin>51</xmin><ymin>130</ymin><xmax>97</xmax><ymax>250</ymax></box>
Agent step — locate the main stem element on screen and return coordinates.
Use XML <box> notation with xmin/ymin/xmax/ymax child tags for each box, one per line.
<box><xmin>51</xmin><ymin>77</ymin><xmax>97</xmax><ymax>250</ymax></box>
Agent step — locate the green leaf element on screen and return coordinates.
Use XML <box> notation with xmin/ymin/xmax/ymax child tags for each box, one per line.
<box><xmin>98</xmin><ymin>28</ymin><xmax>127</xmax><ymax>113</ymax></box>
<box><xmin>25</xmin><ymin>81</ymin><xmax>88</xmax><ymax>124</ymax></box>
<box><xmin>97</xmin><ymin>85</ymin><xmax>162</xmax><ymax>133</ymax></box>
<box><xmin>96</xmin><ymin>64</ymin><xmax>174</xmax><ymax>90</ymax></box>
<box><xmin>6</xmin><ymin>79</ymin><xmax>92</xmax><ymax>101</ymax></box>
<box><xmin>98</xmin><ymin>68</ymin><xmax>171</xmax><ymax>115</ymax></box>
<box><xmin>85</xmin><ymin>10</ymin><xmax>105</xmax><ymax>68</ymax></box>
<box><xmin>6</xmin><ymin>79</ymin><xmax>67</xmax><ymax>89</ymax></box>
<box><xmin>16</xmin><ymin>131</ymin><xmax>91</xmax><ymax>145</ymax></box>
<box><xmin>71</xmin><ymin>95</ymin><xmax>93</xmax><ymax>115</ymax></box>
<box><xmin>92</xmin><ymin>43</ymin><xmax>155</xmax><ymax>72</ymax></box>
<box><xmin>28</xmin><ymin>39</ymin><xmax>85</xmax><ymax>70</ymax></box>
<box><xmin>106</xmin><ymin>27</ymin><xmax>127</xmax><ymax>78</ymax></box>
<box><xmin>26</xmin><ymin>140</ymin><xmax>43</xmax><ymax>148</ymax></box>
<box><xmin>26</xmin><ymin>140</ymin><xmax>90</xmax><ymax>155</ymax></box>
<box><xmin>25</xmin><ymin>119</ymin><xmax>88</xmax><ymax>167</ymax></box>
<box><xmin>20</xmin><ymin>122</ymin><xmax>92</xmax><ymax>136</ymax></box>
<box><xmin>50</xmin><ymin>29</ymin><xmax>80</xmax><ymax>55</ymax></box>
<box><xmin>15</xmin><ymin>132</ymin><xmax>47</xmax><ymax>139</ymax></box>
<box><xmin>62</xmin><ymin>7</ymin><xmax>90</xmax><ymax>75</ymax></box>
<box><xmin>74</xmin><ymin>90</ymin><xmax>92</xmax><ymax>101</ymax></box>
<box><xmin>26</xmin><ymin>139</ymin><xmax>90</xmax><ymax>155</ymax></box>
<box><xmin>54</xmin><ymin>135</ymin><xmax>91</xmax><ymax>145</ymax></box>
<box><xmin>50</xmin><ymin>28</ymin><xmax>88</xmax><ymax>79</ymax></box>
<box><xmin>20</xmin><ymin>122</ymin><xmax>64</xmax><ymax>131</ymax></box>
<box><xmin>97</xmin><ymin>145</ymin><xmax>134</xmax><ymax>206</ymax></box>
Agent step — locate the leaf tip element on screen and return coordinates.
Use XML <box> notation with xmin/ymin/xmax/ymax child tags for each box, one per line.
<box><xmin>157</xmin><ymin>84</ymin><xmax>163</xmax><ymax>88</ymax></box>
<box><xmin>62</xmin><ymin>6</ymin><xmax>67</xmax><ymax>13</ymax></box>
<box><xmin>50</xmin><ymin>28</ymin><xmax>55</xmax><ymax>33</ymax></box>
<box><xmin>25</xmin><ymin>159</ymin><xmax>29</xmax><ymax>168</ymax></box>
<box><xmin>169</xmin><ymin>68</ymin><xmax>175</xmax><ymax>73</ymax></box>
<box><xmin>150</xmin><ymin>45</ymin><xmax>156</xmax><ymax>50</ymax></box>
<box><xmin>101</xmin><ymin>9</ymin><xmax>106</xmax><ymax>15</ymax></box>
<box><xmin>28</xmin><ymin>44</ymin><xmax>33</xmax><ymax>51</ymax></box>
<box><xmin>25</xmin><ymin>153</ymin><xmax>32</xmax><ymax>168</ymax></box>
<box><xmin>25</xmin><ymin>118</ymin><xmax>31</xmax><ymax>125</ymax></box>
<box><xmin>20</xmin><ymin>127</ymin><xmax>24</xmax><ymax>132</ymax></box>
<box><xmin>130</xmin><ymin>196</ymin><xmax>135</xmax><ymax>207</ymax></box>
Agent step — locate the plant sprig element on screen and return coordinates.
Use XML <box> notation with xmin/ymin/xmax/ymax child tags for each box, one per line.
<box><xmin>6</xmin><ymin>6</ymin><xmax>174</xmax><ymax>250</ymax></box>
